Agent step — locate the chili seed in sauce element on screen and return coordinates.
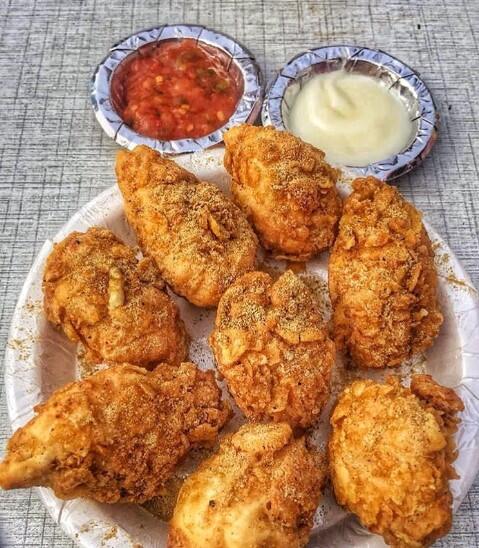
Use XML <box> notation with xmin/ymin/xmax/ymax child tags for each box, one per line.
<box><xmin>111</xmin><ymin>39</ymin><xmax>243</xmax><ymax>141</ymax></box>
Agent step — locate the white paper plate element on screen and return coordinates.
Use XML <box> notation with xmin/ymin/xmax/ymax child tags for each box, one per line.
<box><xmin>4</xmin><ymin>148</ymin><xmax>479</xmax><ymax>548</ymax></box>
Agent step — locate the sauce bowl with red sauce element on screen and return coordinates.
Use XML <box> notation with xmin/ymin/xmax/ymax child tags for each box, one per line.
<box><xmin>92</xmin><ymin>25</ymin><xmax>262</xmax><ymax>154</ymax></box>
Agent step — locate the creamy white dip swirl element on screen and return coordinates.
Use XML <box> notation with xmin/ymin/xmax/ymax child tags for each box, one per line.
<box><xmin>288</xmin><ymin>70</ymin><xmax>414</xmax><ymax>167</ymax></box>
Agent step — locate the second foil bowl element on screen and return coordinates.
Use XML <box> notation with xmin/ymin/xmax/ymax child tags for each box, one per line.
<box><xmin>91</xmin><ymin>24</ymin><xmax>263</xmax><ymax>154</ymax></box>
<box><xmin>262</xmin><ymin>45</ymin><xmax>438</xmax><ymax>180</ymax></box>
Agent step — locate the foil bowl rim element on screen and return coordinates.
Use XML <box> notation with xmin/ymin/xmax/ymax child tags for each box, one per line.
<box><xmin>261</xmin><ymin>44</ymin><xmax>439</xmax><ymax>180</ymax></box>
<box><xmin>91</xmin><ymin>24</ymin><xmax>263</xmax><ymax>154</ymax></box>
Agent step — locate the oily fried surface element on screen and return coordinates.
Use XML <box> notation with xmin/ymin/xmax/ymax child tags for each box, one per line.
<box><xmin>210</xmin><ymin>270</ymin><xmax>334</xmax><ymax>428</ymax></box>
<box><xmin>115</xmin><ymin>145</ymin><xmax>258</xmax><ymax>307</ymax></box>
<box><xmin>224</xmin><ymin>124</ymin><xmax>342</xmax><ymax>261</ymax></box>
<box><xmin>328</xmin><ymin>177</ymin><xmax>443</xmax><ymax>368</ymax></box>
<box><xmin>329</xmin><ymin>375</ymin><xmax>464</xmax><ymax>548</ymax></box>
<box><xmin>0</xmin><ymin>363</ymin><xmax>230</xmax><ymax>503</ymax></box>
<box><xmin>168</xmin><ymin>422</ymin><xmax>325</xmax><ymax>548</ymax></box>
<box><xmin>43</xmin><ymin>227</ymin><xmax>187</xmax><ymax>368</ymax></box>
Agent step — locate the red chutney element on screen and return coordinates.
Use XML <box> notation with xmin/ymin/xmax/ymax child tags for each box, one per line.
<box><xmin>110</xmin><ymin>39</ymin><xmax>244</xmax><ymax>141</ymax></box>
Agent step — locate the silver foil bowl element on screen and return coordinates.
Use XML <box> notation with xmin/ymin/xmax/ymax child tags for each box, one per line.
<box><xmin>91</xmin><ymin>25</ymin><xmax>263</xmax><ymax>154</ymax></box>
<box><xmin>262</xmin><ymin>45</ymin><xmax>438</xmax><ymax>180</ymax></box>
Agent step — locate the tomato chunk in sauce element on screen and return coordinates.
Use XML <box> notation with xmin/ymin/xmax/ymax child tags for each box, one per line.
<box><xmin>111</xmin><ymin>39</ymin><xmax>243</xmax><ymax>141</ymax></box>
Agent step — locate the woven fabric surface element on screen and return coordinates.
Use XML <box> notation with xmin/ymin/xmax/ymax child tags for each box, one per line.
<box><xmin>1</xmin><ymin>0</ymin><xmax>478</xmax><ymax>546</ymax></box>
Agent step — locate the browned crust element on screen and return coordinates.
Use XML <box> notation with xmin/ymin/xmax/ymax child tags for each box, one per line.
<box><xmin>224</xmin><ymin>124</ymin><xmax>342</xmax><ymax>261</ymax></box>
<box><xmin>329</xmin><ymin>176</ymin><xmax>443</xmax><ymax>368</ymax></box>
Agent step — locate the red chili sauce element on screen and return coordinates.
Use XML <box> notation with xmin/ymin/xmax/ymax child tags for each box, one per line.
<box><xmin>110</xmin><ymin>39</ymin><xmax>244</xmax><ymax>141</ymax></box>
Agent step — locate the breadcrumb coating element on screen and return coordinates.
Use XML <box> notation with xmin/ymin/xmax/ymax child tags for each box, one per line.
<box><xmin>169</xmin><ymin>422</ymin><xmax>326</xmax><ymax>548</ymax></box>
<box><xmin>0</xmin><ymin>363</ymin><xmax>230</xmax><ymax>503</ymax></box>
<box><xmin>210</xmin><ymin>270</ymin><xmax>334</xmax><ymax>428</ymax></box>
<box><xmin>329</xmin><ymin>375</ymin><xmax>463</xmax><ymax>547</ymax></box>
<box><xmin>43</xmin><ymin>227</ymin><xmax>188</xmax><ymax>368</ymax></box>
<box><xmin>115</xmin><ymin>145</ymin><xmax>258</xmax><ymax>307</ymax></box>
<box><xmin>329</xmin><ymin>177</ymin><xmax>443</xmax><ymax>368</ymax></box>
<box><xmin>224</xmin><ymin>124</ymin><xmax>342</xmax><ymax>261</ymax></box>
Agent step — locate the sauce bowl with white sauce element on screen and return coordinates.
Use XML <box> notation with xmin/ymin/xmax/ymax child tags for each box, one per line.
<box><xmin>262</xmin><ymin>46</ymin><xmax>438</xmax><ymax>180</ymax></box>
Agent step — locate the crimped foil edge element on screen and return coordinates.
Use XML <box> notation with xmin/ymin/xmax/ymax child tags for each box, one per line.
<box><xmin>262</xmin><ymin>45</ymin><xmax>438</xmax><ymax>180</ymax></box>
<box><xmin>91</xmin><ymin>24</ymin><xmax>263</xmax><ymax>154</ymax></box>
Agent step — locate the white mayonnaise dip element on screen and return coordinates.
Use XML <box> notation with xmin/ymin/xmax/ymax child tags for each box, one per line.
<box><xmin>287</xmin><ymin>69</ymin><xmax>414</xmax><ymax>167</ymax></box>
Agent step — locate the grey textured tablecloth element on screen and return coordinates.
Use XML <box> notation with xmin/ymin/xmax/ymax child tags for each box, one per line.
<box><xmin>1</xmin><ymin>1</ymin><xmax>478</xmax><ymax>546</ymax></box>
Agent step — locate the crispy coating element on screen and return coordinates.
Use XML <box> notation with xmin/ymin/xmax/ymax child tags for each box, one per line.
<box><xmin>329</xmin><ymin>375</ymin><xmax>464</xmax><ymax>547</ymax></box>
<box><xmin>210</xmin><ymin>270</ymin><xmax>334</xmax><ymax>428</ymax></box>
<box><xmin>115</xmin><ymin>145</ymin><xmax>258</xmax><ymax>307</ymax></box>
<box><xmin>168</xmin><ymin>422</ymin><xmax>325</xmax><ymax>548</ymax></box>
<box><xmin>43</xmin><ymin>227</ymin><xmax>187</xmax><ymax>368</ymax></box>
<box><xmin>223</xmin><ymin>124</ymin><xmax>342</xmax><ymax>261</ymax></box>
<box><xmin>0</xmin><ymin>363</ymin><xmax>230</xmax><ymax>503</ymax></box>
<box><xmin>328</xmin><ymin>177</ymin><xmax>443</xmax><ymax>368</ymax></box>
